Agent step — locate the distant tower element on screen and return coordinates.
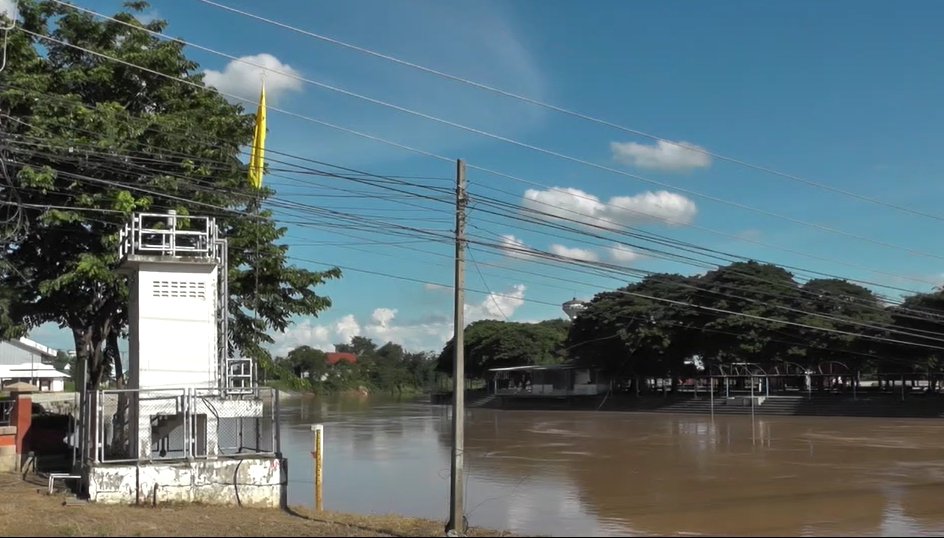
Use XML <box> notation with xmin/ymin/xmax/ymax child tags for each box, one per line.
<box><xmin>562</xmin><ymin>298</ymin><xmax>588</xmax><ymax>321</ymax></box>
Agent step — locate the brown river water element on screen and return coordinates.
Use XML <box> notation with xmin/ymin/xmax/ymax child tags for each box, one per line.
<box><xmin>276</xmin><ymin>394</ymin><xmax>944</xmax><ymax>536</ymax></box>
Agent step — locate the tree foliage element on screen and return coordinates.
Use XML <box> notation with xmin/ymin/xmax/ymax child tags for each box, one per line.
<box><xmin>566</xmin><ymin>260</ymin><xmax>944</xmax><ymax>389</ymax></box>
<box><xmin>274</xmin><ymin>337</ymin><xmax>441</xmax><ymax>394</ymax></box>
<box><xmin>437</xmin><ymin>319</ymin><xmax>570</xmax><ymax>379</ymax></box>
<box><xmin>0</xmin><ymin>1</ymin><xmax>339</xmax><ymax>390</ymax></box>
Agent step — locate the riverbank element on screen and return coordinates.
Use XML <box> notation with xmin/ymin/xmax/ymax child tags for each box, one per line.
<box><xmin>442</xmin><ymin>390</ymin><xmax>944</xmax><ymax>418</ymax></box>
<box><xmin>0</xmin><ymin>474</ymin><xmax>509</xmax><ymax>537</ymax></box>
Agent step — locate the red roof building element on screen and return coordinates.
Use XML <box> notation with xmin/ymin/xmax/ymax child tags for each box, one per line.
<box><xmin>325</xmin><ymin>352</ymin><xmax>357</xmax><ymax>366</ymax></box>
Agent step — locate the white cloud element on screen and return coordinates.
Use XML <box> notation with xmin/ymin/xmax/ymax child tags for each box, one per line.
<box><xmin>334</xmin><ymin>314</ymin><xmax>361</xmax><ymax>345</ymax></box>
<box><xmin>424</xmin><ymin>283</ymin><xmax>450</xmax><ymax>292</ymax></box>
<box><xmin>608</xmin><ymin>190</ymin><xmax>698</xmax><ymax>226</ymax></box>
<box><xmin>523</xmin><ymin>187</ymin><xmax>697</xmax><ymax>228</ymax></box>
<box><xmin>271</xmin><ymin>285</ymin><xmax>528</xmax><ymax>354</ymax></box>
<box><xmin>610</xmin><ymin>140</ymin><xmax>711</xmax><ymax>172</ymax></box>
<box><xmin>549</xmin><ymin>244</ymin><xmax>599</xmax><ymax>263</ymax></box>
<box><xmin>465</xmin><ymin>284</ymin><xmax>526</xmax><ymax>322</ymax></box>
<box><xmin>522</xmin><ymin>187</ymin><xmax>607</xmax><ymax>227</ymax></box>
<box><xmin>499</xmin><ymin>234</ymin><xmax>537</xmax><ymax>260</ymax></box>
<box><xmin>609</xmin><ymin>243</ymin><xmax>641</xmax><ymax>263</ymax></box>
<box><xmin>0</xmin><ymin>0</ymin><xmax>17</xmax><ymax>21</ymax></box>
<box><xmin>204</xmin><ymin>53</ymin><xmax>303</xmax><ymax>104</ymax></box>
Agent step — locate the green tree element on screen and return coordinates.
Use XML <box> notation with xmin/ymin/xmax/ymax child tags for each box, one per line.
<box><xmin>884</xmin><ymin>291</ymin><xmax>944</xmax><ymax>389</ymax></box>
<box><xmin>437</xmin><ymin>319</ymin><xmax>570</xmax><ymax>379</ymax></box>
<box><xmin>404</xmin><ymin>350</ymin><xmax>439</xmax><ymax>390</ymax></box>
<box><xmin>792</xmin><ymin>279</ymin><xmax>891</xmax><ymax>378</ymax></box>
<box><xmin>282</xmin><ymin>345</ymin><xmax>328</xmax><ymax>379</ymax></box>
<box><xmin>335</xmin><ymin>336</ymin><xmax>379</xmax><ymax>357</ymax></box>
<box><xmin>0</xmin><ymin>1</ymin><xmax>340</xmax><ymax>391</ymax></box>
<box><xmin>566</xmin><ymin>274</ymin><xmax>697</xmax><ymax>389</ymax></box>
<box><xmin>690</xmin><ymin>261</ymin><xmax>801</xmax><ymax>369</ymax></box>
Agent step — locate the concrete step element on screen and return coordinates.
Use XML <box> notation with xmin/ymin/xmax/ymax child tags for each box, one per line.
<box><xmin>469</xmin><ymin>394</ymin><xmax>497</xmax><ymax>408</ymax></box>
<box><xmin>633</xmin><ymin>394</ymin><xmax>944</xmax><ymax>418</ymax></box>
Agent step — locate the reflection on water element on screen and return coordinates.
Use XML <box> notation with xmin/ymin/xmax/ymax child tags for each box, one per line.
<box><xmin>277</xmin><ymin>394</ymin><xmax>944</xmax><ymax>536</ymax></box>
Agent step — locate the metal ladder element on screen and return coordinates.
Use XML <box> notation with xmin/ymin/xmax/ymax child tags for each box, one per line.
<box><xmin>215</xmin><ymin>236</ymin><xmax>255</xmax><ymax>396</ymax></box>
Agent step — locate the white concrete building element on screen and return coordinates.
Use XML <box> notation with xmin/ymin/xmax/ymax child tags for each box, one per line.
<box><xmin>82</xmin><ymin>212</ymin><xmax>283</xmax><ymax>507</ymax></box>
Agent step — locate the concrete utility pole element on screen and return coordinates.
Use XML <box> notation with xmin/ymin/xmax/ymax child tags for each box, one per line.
<box><xmin>447</xmin><ymin>159</ymin><xmax>467</xmax><ymax>536</ymax></box>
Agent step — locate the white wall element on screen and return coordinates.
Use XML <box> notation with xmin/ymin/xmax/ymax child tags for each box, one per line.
<box><xmin>130</xmin><ymin>262</ymin><xmax>218</xmax><ymax>390</ymax></box>
<box><xmin>86</xmin><ymin>457</ymin><xmax>284</xmax><ymax>507</ymax></box>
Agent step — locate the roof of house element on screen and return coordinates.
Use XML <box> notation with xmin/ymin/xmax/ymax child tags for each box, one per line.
<box><xmin>3</xmin><ymin>337</ymin><xmax>59</xmax><ymax>359</ymax></box>
<box><xmin>0</xmin><ymin>362</ymin><xmax>69</xmax><ymax>379</ymax></box>
<box><xmin>325</xmin><ymin>352</ymin><xmax>357</xmax><ymax>365</ymax></box>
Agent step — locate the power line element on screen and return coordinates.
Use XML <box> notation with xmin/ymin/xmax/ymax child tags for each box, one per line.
<box><xmin>11</xmin><ymin>115</ymin><xmax>944</xmax><ymax>332</ymax></box>
<box><xmin>6</xmin><ymin>75</ymin><xmax>943</xmax><ymax>299</ymax></box>
<box><xmin>5</xmin><ymin>40</ymin><xmax>944</xmax><ymax>340</ymax></box>
<box><xmin>195</xmin><ymin>0</ymin><xmax>944</xmax><ymax>224</ymax></box>
<box><xmin>285</xmin><ymin>254</ymin><xmax>944</xmax><ymax>352</ymax></box>
<box><xmin>466</xmin><ymin>246</ymin><xmax>509</xmax><ymax>322</ymax></box>
<box><xmin>10</xmin><ymin>176</ymin><xmax>944</xmax><ymax>354</ymax></box>
<box><xmin>7</xmin><ymin>96</ymin><xmax>942</xmax><ymax>306</ymax></box>
<box><xmin>11</xmin><ymin>107</ymin><xmax>944</xmax><ymax>332</ymax></box>
<box><xmin>36</xmin><ymin>5</ymin><xmax>944</xmax><ymax>263</ymax></box>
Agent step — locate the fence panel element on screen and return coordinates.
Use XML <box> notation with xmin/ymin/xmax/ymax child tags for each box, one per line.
<box><xmin>139</xmin><ymin>389</ymin><xmax>189</xmax><ymax>461</ymax></box>
<box><xmin>85</xmin><ymin>387</ymin><xmax>277</xmax><ymax>463</ymax></box>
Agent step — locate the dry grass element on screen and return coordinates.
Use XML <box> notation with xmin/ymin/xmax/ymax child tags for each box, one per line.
<box><xmin>0</xmin><ymin>474</ymin><xmax>512</xmax><ymax>537</ymax></box>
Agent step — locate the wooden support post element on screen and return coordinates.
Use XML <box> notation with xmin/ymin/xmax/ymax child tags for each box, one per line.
<box><xmin>311</xmin><ymin>424</ymin><xmax>323</xmax><ymax>512</ymax></box>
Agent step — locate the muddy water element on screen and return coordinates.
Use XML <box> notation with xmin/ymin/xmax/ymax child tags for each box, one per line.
<box><xmin>276</xmin><ymin>394</ymin><xmax>944</xmax><ymax>536</ymax></box>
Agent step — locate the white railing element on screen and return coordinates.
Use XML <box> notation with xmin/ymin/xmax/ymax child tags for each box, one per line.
<box><xmin>85</xmin><ymin>386</ymin><xmax>279</xmax><ymax>465</ymax></box>
<box><xmin>119</xmin><ymin>212</ymin><xmax>219</xmax><ymax>260</ymax></box>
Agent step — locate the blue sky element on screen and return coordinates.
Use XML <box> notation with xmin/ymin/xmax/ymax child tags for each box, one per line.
<box><xmin>22</xmin><ymin>0</ymin><xmax>944</xmax><ymax>355</ymax></box>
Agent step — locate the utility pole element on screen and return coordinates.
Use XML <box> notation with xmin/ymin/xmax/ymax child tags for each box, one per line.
<box><xmin>447</xmin><ymin>159</ymin><xmax>467</xmax><ymax>536</ymax></box>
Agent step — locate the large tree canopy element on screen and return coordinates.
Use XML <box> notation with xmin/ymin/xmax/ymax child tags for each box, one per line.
<box><xmin>567</xmin><ymin>274</ymin><xmax>697</xmax><ymax>380</ymax></box>
<box><xmin>437</xmin><ymin>319</ymin><xmax>570</xmax><ymax>379</ymax></box>
<box><xmin>0</xmin><ymin>1</ymin><xmax>340</xmax><ymax>389</ymax></box>
<box><xmin>565</xmin><ymin>260</ymin><xmax>944</xmax><ymax>388</ymax></box>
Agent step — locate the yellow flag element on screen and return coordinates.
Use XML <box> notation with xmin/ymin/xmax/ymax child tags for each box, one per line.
<box><xmin>248</xmin><ymin>83</ymin><xmax>267</xmax><ymax>189</ymax></box>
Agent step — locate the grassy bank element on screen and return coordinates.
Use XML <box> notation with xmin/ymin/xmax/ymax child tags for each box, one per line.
<box><xmin>0</xmin><ymin>475</ymin><xmax>509</xmax><ymax>537</ymax></box>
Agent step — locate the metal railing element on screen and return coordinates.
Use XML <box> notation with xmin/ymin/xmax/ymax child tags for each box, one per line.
<box><xmin>119</xmin><ymin>212</ymin><xmax>219</xmax><ymax>260</ymax></box>
<box><xmin>0</xmin><ymin>399</ymin><xmax>13</xmax><ymax>426</ymax></box>
<box><xmin>86</xmin><ymin>387</ymin><xmax>279</xmax><ymax>464</ymax></box>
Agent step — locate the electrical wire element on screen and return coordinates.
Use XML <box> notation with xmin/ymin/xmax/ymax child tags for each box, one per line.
<box><xmin>11</xmin><ymin>131</ymin><xmax>944</xmax><ymax>336</ymax></box>
<box><xmin>5</xmin><ymin>34</ymin><xmax>944</xmax><ymax>352</ymax></box>
<box><xmin>26</xmin><ymin>8</ymin><xmax>944</xmax><ymax>264</ymax></box>
<box><xmin>195</xmin><ymin>0</ymin><xmax>944</xmax><ymax>224</ymax></box>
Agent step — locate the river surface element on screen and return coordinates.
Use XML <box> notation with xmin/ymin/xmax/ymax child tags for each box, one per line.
<box><xmin>276</xmin><ymin>394</ymin><xmax>944</xmax><ymax>536</ymax></box>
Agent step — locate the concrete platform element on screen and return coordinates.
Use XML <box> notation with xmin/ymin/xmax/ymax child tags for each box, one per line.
<box><xmin>86</xmin><ymin>455</ymin><xmax>285</xmax><ymax>507</ymax></box>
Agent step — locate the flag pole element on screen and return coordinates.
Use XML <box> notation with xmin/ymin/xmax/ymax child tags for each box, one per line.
<box><xmin>248</xmin><ymin>77</ymin><xmax>267</xmax><ymax>365</ymax></box>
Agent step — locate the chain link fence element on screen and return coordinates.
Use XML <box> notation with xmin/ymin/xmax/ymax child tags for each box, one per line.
<box><xmin>86</xmin><ymin>387</ymin><xmax>279</xmax><ymax>464</ymax></box>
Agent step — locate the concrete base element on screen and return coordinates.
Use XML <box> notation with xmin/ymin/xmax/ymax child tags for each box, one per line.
<box><xmin>86</xmin><ymin>456</ymin><xmax>284</xmax><ymax>507</ymax></box>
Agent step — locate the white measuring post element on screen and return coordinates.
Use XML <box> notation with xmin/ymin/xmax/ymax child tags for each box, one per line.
<box><xmin>311</xmin><ymin>424</ymin><xmax>324</xmax><ymax>512</ymax></box>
